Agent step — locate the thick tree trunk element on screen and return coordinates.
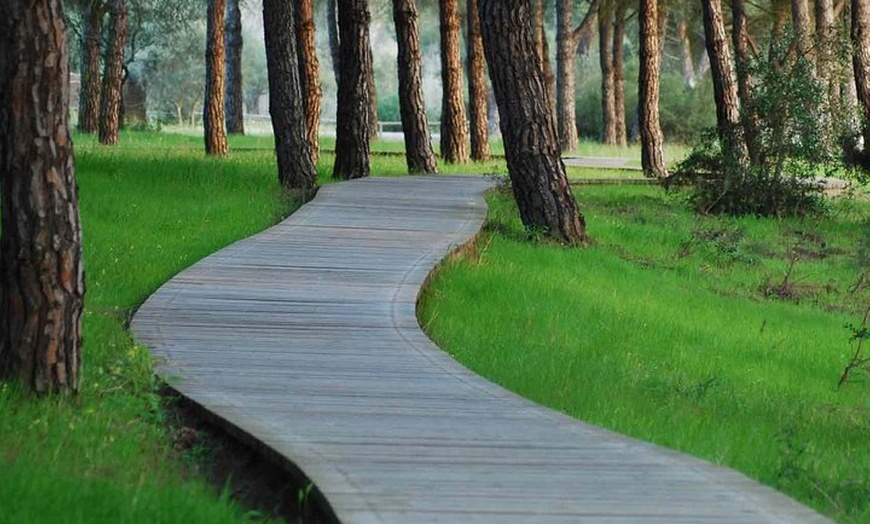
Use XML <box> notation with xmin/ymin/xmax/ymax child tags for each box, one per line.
<box><xmin>327</xmin><ymin>0</ymin><xmax>341</xmax><ymax>84</ymax></box>
<box><xmin>678</xmin><ymin>18</ymin><xmax>696</xmax><ymax>89</ymax></box>
<box><xmin>263</xmin><ymin>0</ymin><xmax>318</xmax><ymax>193</ymax></box>
<box><xmin>439</xmin><ymin>0</ymin><xmax>470</xmax><ymax>163</ymax></box>
<box><xmin>333</xmin><ymin>0</ymin><xmax>371</xmax><ymax>179</ymax></box>
<box><xmin>296</xmin><ymin>0</ymin><xmax>322</xmax><ymax>161</ymax></box>
<box><xmin>701</xmin><ymin>0</ymin><xmax>748</xmax><ymax>167</ymax></box>
<box><xmin>854</xmin><ymin>0</ymin><xmax>870</xmax><ymax>145</ymax></box>
<box><xmin>639</xmin><ymin>0</ymin><xmax>667</xmax><ymax>177</ymax></box>
<box><xmin>556</xmin><ymin>0</ymin><xmax>579</xmax><ymax>151</ymax></box>
<box><xmin>731</xmin><ymin>0</ymin><xmax>761</xmax><ymax>165</ymax></box>
<box><xmin>599</xmin><ymin>3</ymin><xmax>618</xmax><ymax>145</ymax></box>
<box><xmin>533</xmin><ymin>0</ymin><xmax>557</xmax><ymax>120</ymax></box>
<box><xmin>479</xmin><ymin>0</ymin><xmax>588</xmax><ymax>245</ymax></box>
<box><xmin>98</xmin><ymin>0</ymin><xmax>126</xmax><ymax>145</ymax></box>
<box><xmin>792</xmin><ymin>0</ymin><xmax>814</xmax><ymax>60</ymax></box>
<box><xmin>225</xmin><ymin>0</ymin><xmax>245</xmax><ymax>135</ymax></box>
<box><xmin>78</xmin><ymin>0</ymin><xmax>104</xmax><ymax>133</ymax></box>
<box><xmin>0</xmin><ymin>0</ymin><xmax>85</xmax><ymax>394</ymax></box>
<box><xmin>613</xmin><ymin>3</ymin><xmax>627</xmax><ymax>146</ymax></box>
<box><xmin>392</xmin><ymin>0</ymin><xmax>438</xmax><ymax>173</ymax></box>
<box><xmin>467</xmin><ymin>0</ymin><xmax>491</xmax><ymax>161</ymax></box>
<box><xmin>204</xmin><ymin>0</ymin><xmax>229</xmax><ymax>156</ymax></box>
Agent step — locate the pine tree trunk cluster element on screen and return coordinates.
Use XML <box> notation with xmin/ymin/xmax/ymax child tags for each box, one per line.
<box><xmin>478</xmin><ymin>0</ymin><xmax>588</xmax><ymax>245</ymax></box>
<box><xmin>333</xmin><ymin>0</ymin><xmax>372</xmax><ymax>179</ymax></box>
<box><xmin>296</xmin><ymin>0</ymin><xmax>322</xmax><ymax>162</ymax></box>
<box><xmin>225</xmin><ymin>0</ymin><xmax>245</xmax><ymax>135</ymax></box>
<box><xmin>78</xmin><ymin>0</ymin><xmax>104</xmax><ymax>134</ymax></box>
<box><xmin>1</xmin><ymin>0</ymin><xmax>85</xmax><ymax>394</ymax></box>
<box><xmin>98</xmin><ymin>0</ymin><xmax>126</xmax><ymax>146</ymax></box>
<box><xmin>263</xmin><ymin>0</ymin><xmax>318</xmax><ymax>193</ymax></box>
<box><xmin>466</xmin><ymin>0</ymin><xmax>491</xmax><ymax>162</ymax></box>
<box><xmin>392</xmin><ymin>0</ymin><xmax>437</xmax><ymax>174</ymax></box>
<box><xmin>204</xmin><ymin>0</ymin><xmax>229</xmax><ymax>156</ymax></box>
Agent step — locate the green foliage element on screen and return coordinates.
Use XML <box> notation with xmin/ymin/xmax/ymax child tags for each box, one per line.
<box><xmin>420</xmin><ymin>185</ymin><xmax>870</xmax><ymax>522</ymax></box>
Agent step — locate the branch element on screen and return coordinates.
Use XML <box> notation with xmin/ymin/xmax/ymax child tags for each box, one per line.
<box><xmin>572</xmin><ymin>0</ymin><xmax>601</xmax><ymax>46</ymax></box>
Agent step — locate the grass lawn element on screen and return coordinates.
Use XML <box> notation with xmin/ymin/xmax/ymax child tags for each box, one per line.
<box><xmin>419</xmin><ymin>184</ymin><xmax>870</xmax><ymax>523</ymax></box>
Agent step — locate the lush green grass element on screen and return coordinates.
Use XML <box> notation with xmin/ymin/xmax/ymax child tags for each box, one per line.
<box><xmin>1</xmin><ymin>131</ymin><xmax>295</xmax><ymax>523</ymax></box>
<box><xmin>419</xmin><ymin>185</ymin><xmax>870</xmax><ymax>523</ymax></box>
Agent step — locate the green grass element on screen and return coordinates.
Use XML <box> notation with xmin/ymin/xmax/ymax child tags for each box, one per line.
<box><xmin>418</xmin><ymin>185</ymin><xmax>870</xmax><ymax>523</ymax></box>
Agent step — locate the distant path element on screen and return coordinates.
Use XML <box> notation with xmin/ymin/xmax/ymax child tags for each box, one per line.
<box><xmin>132</xmin><ymin>176</ymin><xmax>829</xmax><ymax>523</ymax></box>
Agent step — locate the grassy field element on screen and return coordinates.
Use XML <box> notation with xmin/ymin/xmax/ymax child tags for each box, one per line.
<box><xmin>419</xmin><ymin>184</ymin><xmax>870</xmax><ymax>523</ymax></box>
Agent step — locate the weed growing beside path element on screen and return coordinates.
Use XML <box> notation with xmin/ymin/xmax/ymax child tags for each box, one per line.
<box><xmin>419</xmin><ymin>185</ymin><xmax>870</xmax><ymax>523</ymax></box>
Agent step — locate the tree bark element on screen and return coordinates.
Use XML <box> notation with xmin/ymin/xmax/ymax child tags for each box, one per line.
<box><xmin>78</xmin><ymin>0</ymin><xmax>104</xmax><ymax>134</ymax></box>
<box><xmin>639</xmin><ymin>0</ymin><xmax>667</xmax><ymax>177</ymax></box>
<box><xmin>792</xmin><ymin>0</ymin><xmax>814</xmax><ymax>60</ymax></box>
<box><xmin>99</xmin><ymin>0</ymin><xmax>126</xmax><ymax>145</ymax></box>
<box><xmin>731</xmin><ymin>0</ymin><xmax>761</xmax><ymax>165</ymax></box>
<box><xmin>612</xmin><ymin>3</ymin><xmax>627</xmax><ymax>146</ymax></box>
<box><xmin>0</xmin><ymin>0</ymin><xmax>85</xmax><ymax>394</ymax></box>
<box><xmin>479</xmin><ymin>0</ymin><xmax>588</xmax><ymax>245</ymax></box>
<box><xmin>333</xmin><ymin>0</ymin><xmax>372</xmax><ymax>179</ymax></box>
<box><xmin>204</xmin><ymin>0</ymin><xmax>229</xmax><ymax>156</ymax></box>
<box><xmin>263</xmin><ymin>0</ymin><xmax>318</xmax><ymax>193</ymax></box>
<box><xmin>439</xmin><ymin>0</ymin><xmax>469</xmax><ymax>163</ymax></box>
<box><xmin>467</xmin><ymin>0</ymin><xmax>491</xmax><ymax>161</ymax></box>
<box><xmin>296</xmin><ymin>0</ymin><xmax>322</xmax><ymax>161</ymax></box>
<box><xmin>557</xmin><ymin>0</ymin><xmax>579</xmax><ymax>151</ymax></box>
<box><xmin>225</xmin><ymin>0</ymin><xmax>245</xmax><ymax>135</ymax></box>
<box><xmin>392</xmin><ymin>0</ymin><xmax>438</xmax><ymax>173</ymax></box>
<box><xmin>367</xmin><ymin>42</ymin><xmax>380</xmax><ymax>140</ymax></box>
<box><xmin>533</xmin><ymin>0</ymin><xmax>557</xmax><ymax>120</ymax></box>
<box><xmin>327</xmin><ymin>0</ymin><xmax>341</xmax><ymax>84</ymax></box>
<box><xmin>816</xmin><ymin>0</ymin><xmax>840</xmax><ymax>104</ymax></box>
<box><xmin>853</xmin><ymin>0</ymin><xmax>870</xmax><ymax>145</ymax></box>
<box><xmin>599</xmin><ymin>3</ymin><xmax>618</xmax><ymax>145</ymax></box>
<box><xmin>701</xmin><ymin>0</ymin><xmax>748</xmax><ymax>167</ymax></box>
<box><xmin>678</xmin><ymin>18</ymin><xmax>696</xmax><ymax>89</ymax></box>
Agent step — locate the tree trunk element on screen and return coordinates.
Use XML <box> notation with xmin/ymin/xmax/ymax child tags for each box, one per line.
<box><xmin>792</xmin><ymin>0</ymin><xmax>814</xmax><ymax>60</ymax></box>
<box><xmin>439</xmin><ymin>0</ymin><xmax>469</xmax><ymax>163</ymax></box>
<box><xmin>78</xmin><ymin>0</ymin><xmax>104</xmax><ymax>134</ymax></box>
<box><xmin>613</xmin><ymin>3</ymin><xmax>627</xmax><ymax>146</ymax></box>
<box><xmin>638</xmin><ymin>0</ymin><xmax>667</xmax><ymax>177</ymax></box>
<box><xmin>263</xmin><ymin>0</ymin><xmax>318</xmax><ymax>193</ymax></box>
<box><xmin>0</xmin><ymin>0</ymin><xmax>85</xmax><ymax>394</ymax></box>
<box><xmin>467</xmin><ymin>0</ymin><xmax>491</xmax><ymax>161</ymax></box>
<box><xmin>533</xmin><ymin>0</ymin><xmax>557</xmax><ymax>120</ymax></box>
<box><xmin>296</xmin><ymin>0</ymin><xmax>322</xmax><ymax>161</ymax></box>
<box><xmin>122</xmin><ymin>69</ymin><xmax>147</xmax><ymax>126</ymax></box>
<box><xmin>701</xmin><ymin>0</ymin><xmax>748</xmax><ymax>167</ymax></box>
<box><xmin>367</xmin><ymin>43</ymin><xmax>380</xmax><ymax>140</ymax></box>
<box><xmin>327</xmin><ymin>0</ymin><xmax>341</xmax><ymax>84</ymax></box>
<box><xmin>204</xmin><ymin>0</ymin><xmax>229</xmax><ymax>156</ymax></box>
<box><xmin>98</xmin><ymin>0</ymin><xmax>126</xmax><ymax>146</ymax></box>
<box><xmin>853</xmin><ymin>0</ymin><xmax>870</xmax><ymax>145</ymax></box>
<box><xmin>333</xmin><ymin>0</ymin><xmax>372</xmax><ymax>179</ymax></box>
<box><xmin>479</xmin><ymin>0</ymin><xmax>588</xmax><ymax>245</ymax></box>
<box><xmin>816</xmin><ymin>0</ymin><xmax>840</xmax><ymax>105</ymax></box>
<box><xmin>731</xmin><ymin>0</ymin><xmax>761</xmax><ymax>165</ymax></box>
<box><xmin>392</xmin><ymin>0</ymin><xmax>438</xmax><ymax>173</ymax></box>
<box><xmin>556</xmin><ymin>0</ymin><xmax>579</xmax><ymax>151</ymax></box>
<box><xmin>225</xmin><ymin>0</ymin><xmax>245</xmax><ymax>135</ymax></box>
<box><xmin>599</xmin><ymin>3</ymin><xmax>618</xmax><ymax>145</ymax></box>
<box><xmin>678</xmin><ymin>18</ymin><xmax>696</xmax><ymax>89</ymax></box>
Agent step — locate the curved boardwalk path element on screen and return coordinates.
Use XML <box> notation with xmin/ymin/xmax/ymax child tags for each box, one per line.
<box><xmin>132</xmin><ymin>176</ymin><xmax>829</xmax><ymax>524</ymax></box>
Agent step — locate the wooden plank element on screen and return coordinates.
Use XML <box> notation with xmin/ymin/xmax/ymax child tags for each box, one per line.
<box><xmin>131</xmin><ymin>175</ymin><xmax>830</xmax><ymax>524</ymax></box>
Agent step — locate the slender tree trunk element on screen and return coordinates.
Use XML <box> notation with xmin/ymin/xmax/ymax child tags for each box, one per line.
<box><xmin>392</xmin><ymin>0</ymin><xmax>437</xmax><ymax>173</ymax></box>
<box><xmin>78</xmin><ymin>0</ymin><xmax>104</xmax><ymax>133</ymax></box>
<box><xmin>853</xmin><ymin>0</ymin><xmax>870</xmax><ymax>145</ymax></box>
<box><xmin>327</xmin><ymin>0</ymin><xmax>341</xmax><ymax>84</ymax></box>
<box><xmin>792</xmin><ymin>0</ymin><xmax>814</xmax><ymax>60</ymax></box>
<box><xmin>99</xmin><ymin>0</ymin><xmax>126</xmax><ymax>145</ymax></box>
<box><xmin>333</xmin><ymin>0</ymin><xmax>372</xmax><ymax>179</ymax></box>
<box><xmin>639</xmin><ymin>0</ymin><xmax>667</xmax><ymax>177</ymax></box>
<box><xmin>296</xmin><ymin>0</ymin><xmax>322</xmax><ymax>161</ymax></box>
<box><xmin>204</xmin><ymin>0</ymin><xmax>229</xmax><ymax>156</ymax></box>
<box><xmin>367</xmin><ymin>43</ymin><xmax>379</xmax><ymax>140</ymax></box>
<box><xmin>533</xmin><ymin>0</ymin><xmax>557</xmax><ymax>120</ymax></box>
<box><xmin>731</xmin><ymin>0</ymin><xmax>761</xmax><ymax>165</ymax></box>
<box><xmin>263</xmin><ymin>0</ymin><xmax>318</xmax><ymax>193</ymax></box>
<box><xmin>599</xmin><ymin>3</ymin><xmax>618</xmax><ymax>144</ymax></box>
<box><xmin>701</xmin><ymin>0</ymin><xmax>748</xmax><ymax>167</ymax></box>
<box><xmin>479</xmin><ymin>0</ymin><xmax>588</xmax><ymax>244</ymax></box>
<box><xmin>678</xmin><ymin>18</ymin><xmax>696</xmax><ymax>89</ymax></box>
<box><xmin>556</xmin><ymin>0</ymin><xmax>579</xmax><ymax>151</ymax></box>
<box><xmin>467</xmin><ymin>0</ymin><xmax>491</xmax><ymax>161</ymax></box>
<box><xmin>225</xmin><ymin>0</ymin><xmax>245</xmax><ymax>135</ymax></box>
<box><xmin>613</xmin><ymin>3</ymin><xmax>627</xmax><ymax>146</ymax></box>
<box><xmin>816</xmin><ymin>0</ymin><xmax>840</xmax><ymax>105</ymax></box>
<box><xmin>0</xmin><ymin>0</ymin><xmax>85</xmax><ymax>394</ymax></box>
<box><xmin>439</xmin><ymin>0</ymin><xmax>469</xmax><ymax>163</ymax></box>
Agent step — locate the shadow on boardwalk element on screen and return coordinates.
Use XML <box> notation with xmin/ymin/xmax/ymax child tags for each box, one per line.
<box><xmin>132</xmin><ymin>176</ymin><xmax>830</xmax><ymax>523</ymax></box>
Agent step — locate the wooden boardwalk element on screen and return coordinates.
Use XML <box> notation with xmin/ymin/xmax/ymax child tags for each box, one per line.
<box><xmin>132</xmin><ymin>176</ymin><xmax>829</xmax><ymax>523</ymax></box>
